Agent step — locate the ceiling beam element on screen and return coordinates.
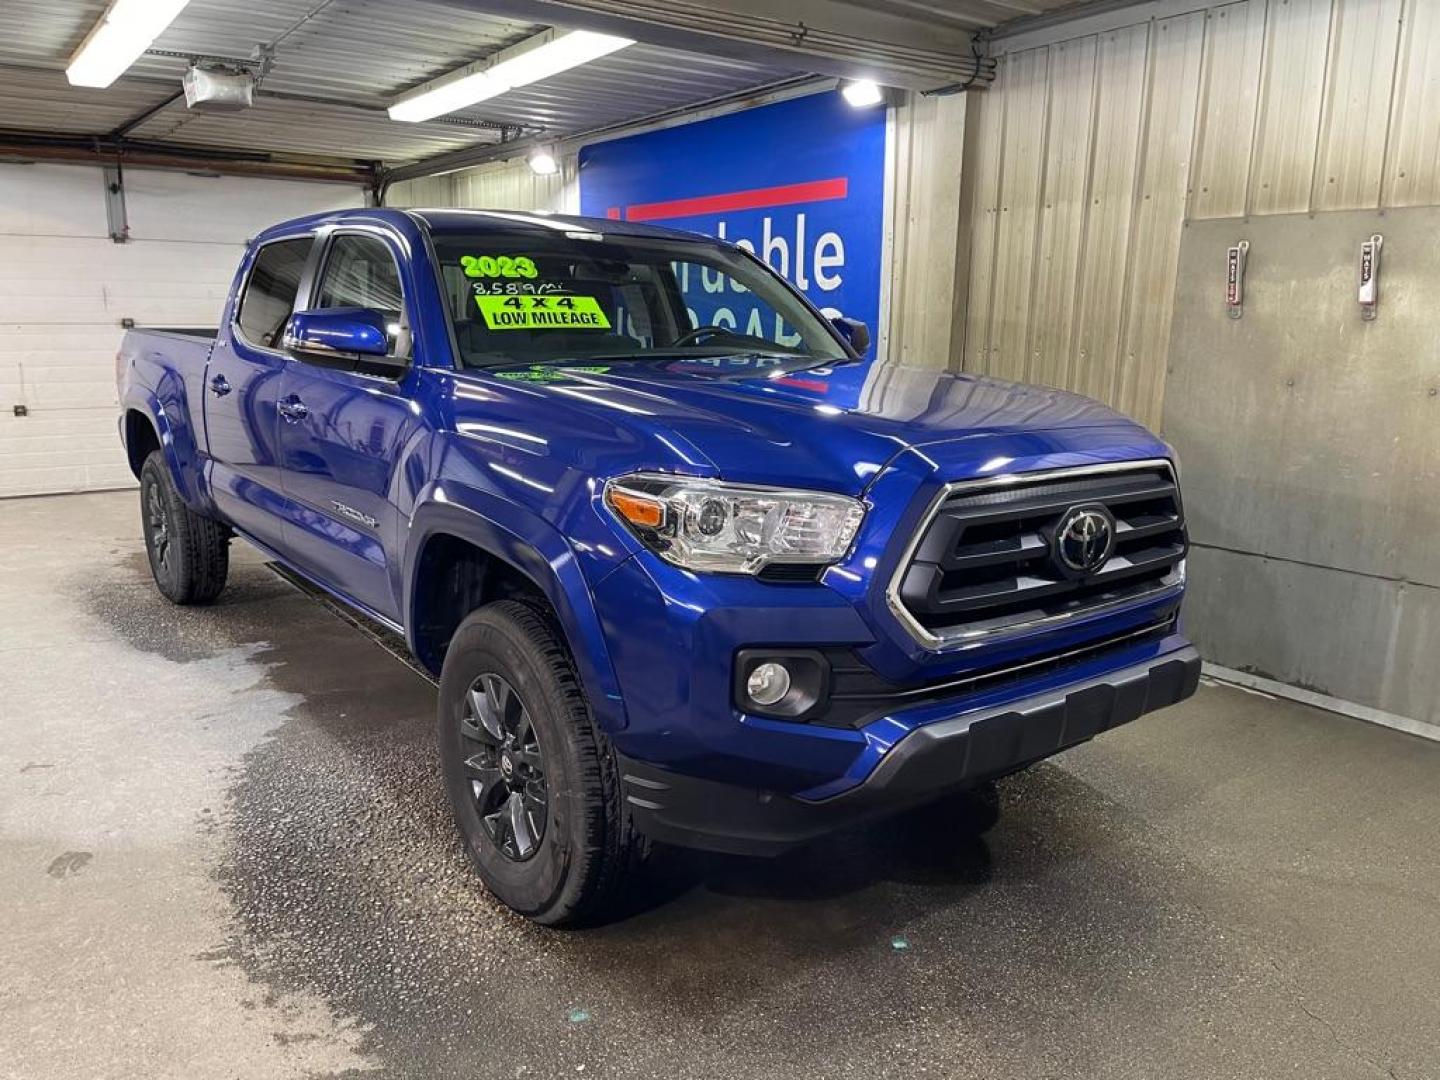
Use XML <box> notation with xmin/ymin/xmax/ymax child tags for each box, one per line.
<box><xmin>0</xmin><ymin>130</ymin><xmax>377</xmax><ymax>185</ymax></box>
<box><xmin>423</xmin><ymin>0</ymin><xmax>989</xmax><ymax>91</ymax></box>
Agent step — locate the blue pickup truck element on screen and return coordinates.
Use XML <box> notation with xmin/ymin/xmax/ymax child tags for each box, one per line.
<box><xmin>117</xmin><ymin>208</ymin><xmax>1197</xmax><ymax>924</ymax></box>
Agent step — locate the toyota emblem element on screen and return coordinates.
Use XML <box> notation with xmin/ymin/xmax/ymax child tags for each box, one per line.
<box><xmin>1053</xmin><ymin>505</ymin><xmax>1116</xmax><ymax>576</ymax></box>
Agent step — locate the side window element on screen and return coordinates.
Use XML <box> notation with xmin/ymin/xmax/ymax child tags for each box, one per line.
<box><xmin>235</xmin><ymin>237</ymin><xmax>313</xmax><ymax>350</ymax></box>
<box><xmin>316</xmin><ymin>234</ymin><xmax>404</xmax><ymax>324</ymax></box>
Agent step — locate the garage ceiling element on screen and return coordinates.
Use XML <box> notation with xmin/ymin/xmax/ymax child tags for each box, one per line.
<box><xmin>0</xmin><ymin>0</ymin><xmax>1089</xmax><ymax>182</ymax></box>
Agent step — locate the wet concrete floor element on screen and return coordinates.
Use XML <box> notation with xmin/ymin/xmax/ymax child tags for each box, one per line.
<box><xmin>3</xmin><ymin>490</ymin><xmax>1438</xmax><ymax>1079</ymax></box>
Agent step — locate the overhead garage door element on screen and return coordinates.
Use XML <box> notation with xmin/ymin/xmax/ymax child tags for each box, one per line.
<box><xmin>0</xmin><ymin>164</ymin><xmax>362</xmax><ymax>498</ymax></box>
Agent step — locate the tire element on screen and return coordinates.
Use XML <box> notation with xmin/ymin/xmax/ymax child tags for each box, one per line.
<box><xmin>139</xmin><ymin>450</ymin><xmax>229</xmax><ymax>605</ymax></box>
<box><xmin>438</xmin><ymin>600</ymin><xmax>641</xmax><ymax>926</ymax></box>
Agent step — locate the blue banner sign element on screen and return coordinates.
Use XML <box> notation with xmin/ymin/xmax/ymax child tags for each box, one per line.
<box><xmin>578</xmin><ymin>91</ymin><xmax>887</xmax><ymax>370</ymax></box>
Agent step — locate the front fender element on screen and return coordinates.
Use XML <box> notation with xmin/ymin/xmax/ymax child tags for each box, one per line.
<box><xmin>403</xmin><ymin>485</ymin><xmax>629</xmax><ymax>733</ymax></box>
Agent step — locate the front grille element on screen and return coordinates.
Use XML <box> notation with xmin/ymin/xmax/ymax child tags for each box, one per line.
<box><xmin>891</xmin><ymin>461</ymin><xmax>1186</xmax><ymax>646</ymax></box>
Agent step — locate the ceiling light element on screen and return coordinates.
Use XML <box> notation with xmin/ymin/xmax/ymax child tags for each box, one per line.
<box><xmin>528</xmin><ymin>149</ymin><xmax>559</xmax><ymax>176</ymax></box>
<box><xmin>390</xmin><ymin>29</ymin><xmax>634</xmax><ymax>123</ymax></box>
<box><xmin>67</xmin><ymin>0</ymin><xmax>193</xmax><ymax>88</ymax></box>
<box><xmin>841</xmin><ymin>79</ymin><xmax>884</xmax><ymax>108</ymax></box>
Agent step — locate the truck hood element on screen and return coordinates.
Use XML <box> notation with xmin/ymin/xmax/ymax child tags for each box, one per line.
<box><xmin>479</xmin><ymin>357</ymin><xmax>1167</xmax><ymax>495</ymax></box>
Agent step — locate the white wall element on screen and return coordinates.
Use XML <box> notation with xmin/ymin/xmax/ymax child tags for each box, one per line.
<box><xmin>0</xmin><ymin>164</ymin><xmax>363</xmax><ymax>498</ymax></box>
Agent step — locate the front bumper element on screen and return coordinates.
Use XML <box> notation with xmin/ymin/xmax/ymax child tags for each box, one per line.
<box><xmin>616</xmin><ymin>645</ymin><xmax>1200</xmax><ymax>856</ymax></box>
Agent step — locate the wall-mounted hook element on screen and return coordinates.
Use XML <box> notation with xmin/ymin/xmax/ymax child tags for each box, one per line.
<box><xmin>1225</xmin><ymin>240</ymin><xmax>1249</xmax><ymax>319</ymax></box>
<box><xmin>1359</xmin><ymin>234</ymin><xmax>1382</xmax><ymax>321</ymax></box>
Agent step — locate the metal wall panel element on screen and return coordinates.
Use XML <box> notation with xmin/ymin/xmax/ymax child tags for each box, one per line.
<box><xmin>986</xmin><ymin>46</ymin><xmax>1050</xmax><ymax>384</ymax></box>
<box><xmin>1247</xmin><ymin>0</ymin><xmax>1332</xmax><ymax>214</ymax></box>
<box><xmin>1188</xmin><ymin>0</ymin><xmax>1266</xmax><ymax>220</ymax></box>
<box><xmin>961</xmin><ymin>69</ymin><xmax>1007</xmax><ymax>373</ymax></box>
<box><xmin>969</xmin><ymin>0</ymin><xmax>1440</xmax><ymax>429</ymax></box>
<box><xmin>1029</xmin><ymin>36</ymin><xmax>1098</xmax><ymax>393</ymax></box>
<box><xmin>1311</xmin><ymin>0</ymin><xmax>1404</xmax><ymax>211</ymax></box>
<box><xmin>1116</xmin><ymin>12</ymin><xmax>1206</xmax><ymax>425</ymax></box>
<box><xmin>1382</xmin><ymin>0</ymin><xmax>1440</xmax><ymax>207</ymax></box>
<box><xmin>388</xmin><ymin>151</ymin><xmax>580</xmax><ymax>213</ymax></box>
<box><xmin>1070</xmin><ymin>24</ymin><xmax>1149</xmax><ymax>412</ymax></box>
<box><xmin>1165</xmin><ymin>208</ymin><xmax>1440</xmax><ymax>733</ymax></box>
<box><xmin>884</xmin><ymin>92</ymin><xmax>970</xmax><ymax>370</ymax></box>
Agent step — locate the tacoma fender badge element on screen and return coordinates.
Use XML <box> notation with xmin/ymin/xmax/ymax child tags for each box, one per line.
<box><xmin>330</xmin><ymin>501</ymin><xmax>379</xmax><ymax>530</ymax></box>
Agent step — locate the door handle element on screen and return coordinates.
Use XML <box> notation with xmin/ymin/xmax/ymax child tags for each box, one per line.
<box><xmin>208</xmin><ymin>374</ymin><xmax>232</xmax><ymax>397</ymax></box>
<box><xmin>277</xmin><ymin>397</ymin><xmax>309</xmax><ymax>422</ymax></box>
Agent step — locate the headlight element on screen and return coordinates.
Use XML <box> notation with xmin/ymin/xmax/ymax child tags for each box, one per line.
<box><xmin>603</xmin><ymin>473</ymin><xmax>865</xmax><ymax>574</ymax></box>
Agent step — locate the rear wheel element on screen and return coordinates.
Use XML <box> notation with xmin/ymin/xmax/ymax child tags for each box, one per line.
<box><xmin>139</xmin><ymin>450</ymin><xmax>229</xmax><ymax>605</ymax></box>
<box><xmin>438</xmin><ymin>600</ymin><xmax>641</xmax><ymax>925</ymax></box>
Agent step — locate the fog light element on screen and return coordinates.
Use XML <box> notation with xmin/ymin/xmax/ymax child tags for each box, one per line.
<box><xmin>746</xmin><ymin>661</ymin><xmax>791</xmax><ymax>707</ymax></box>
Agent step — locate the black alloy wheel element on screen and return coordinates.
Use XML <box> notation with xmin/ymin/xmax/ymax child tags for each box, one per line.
<box><xmin>137</xmin><ymin>450</ymin><xmax>230</xmax><ymax>605</ymax></box>
<box><xmin>145</xmin><ymin>476</ymin><xmax>172</xmax><ymax>580</ymax></box>
<box><xmin>461</xmin><ymin>672</ymin><xmax>548</xmax><ymax>861</ymax></box>
<box><xmin>438</xmin><ymin>600</ymin><xmax>643</xmax><ymax>924</ymax></box>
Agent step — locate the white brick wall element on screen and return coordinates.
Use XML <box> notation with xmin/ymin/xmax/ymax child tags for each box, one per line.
<box><xmin>0</xmin><ymin>164</ymin><xmax>364</xmax><ymax>498</ymax></box>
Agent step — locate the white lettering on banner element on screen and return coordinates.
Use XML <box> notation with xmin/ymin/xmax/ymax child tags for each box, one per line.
<box><xmin>762</xmin><ymin>217</ymin><xmax>788</xmax><ymax>279</ymax></box>
<box><xmin>711</xmin><ymin>215</ymin><xmax>843</xmax><ymax>296</ymax></box>
<box><xmin>814</xmin><ymin>231</ymin><xmax>844</xmax><ymax>291</ymax></box>
<box><xmin>794</xmin><ymin>214</ymin><xmax>809</xmax><ymax>290</ymax></box>
<box><xmin>673</xmin><ymin>213</ymin><xmax>851</xmax><ymax>336</ymax></box>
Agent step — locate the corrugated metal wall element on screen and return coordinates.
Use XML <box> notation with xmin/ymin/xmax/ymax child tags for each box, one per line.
<box><xmin>387</xmin><ymin>154</ymin><xmax>581</xmax><ymax>214</ymax></box>
<box><xmin>882</xmin><ymin>92</ymin><xmax>970</xmax><ymax>371</ymax></box>
<box><xmin>964</xmin><ymin>0</ymin><xmax>1440</xmax><ymax>429</ymax></box>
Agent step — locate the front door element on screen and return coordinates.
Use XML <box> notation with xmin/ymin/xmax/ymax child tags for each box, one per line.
<box><xmin>204</xmin><ymin>235</ymin><xmax>313</xmax><ymax>553</ymax></box>
<box><xmin>276</xmin><ymin>231</ymin><xmax>418</xmax><ymax>623</ymax></box>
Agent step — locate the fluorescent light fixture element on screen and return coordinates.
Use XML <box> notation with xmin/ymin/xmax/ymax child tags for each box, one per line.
<box><xmin>390</xmin><ymin>29</ymin><xmax>634</xmax><ymax>123</ymax></box>
<box><xmin>527</xmin><ymin>149</ymin><xmax>559</xmax><ymax>176</ymax></box>
<box><xmin>841</xmin><ymin>79</ymin><xmax>884</xmax><ymax>108</ymax></box>
<box><xmin>67</xmin><ymin>0</ymin><xmax>193</xmax><ymax>88</ymax></box>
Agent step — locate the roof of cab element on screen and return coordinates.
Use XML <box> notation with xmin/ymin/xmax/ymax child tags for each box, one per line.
<box><xmin>249</xmin><ymin>206</ymin><xmax>717</xmax><ymax>247</ymax></box>
<box><xmin>406</xmin><ymin>207</ymin><xmax>711</xmax><ymax>243</ymax></box>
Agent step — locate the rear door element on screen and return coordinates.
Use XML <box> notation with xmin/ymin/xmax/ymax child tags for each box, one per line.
<box><xmin>275</xmin><ymin>228</ymin><xmax>419</xmax><ymax>623</ymax></box>
<box><xmin>204</xmin><ymin>235</ymin><xmax>315</xmax><ymax>551</ymax></box>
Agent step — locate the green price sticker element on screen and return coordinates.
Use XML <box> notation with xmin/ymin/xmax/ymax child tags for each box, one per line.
<box><xmin>475</xmin><ymin>294</ymin><xmax>611</xmax><ymax>331</ymax></box>
<box><xmin>460</xmin><ymin>254</ymin><xmax>539</xmax><ymax>279</ymax></box>
<box><xmin>495</xmin><ymin>364</ymin><xmax>611</xmax><ymax>383</ymax></box>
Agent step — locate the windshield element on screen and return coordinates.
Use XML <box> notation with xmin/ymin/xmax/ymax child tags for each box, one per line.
<box><xmin>429</xmin><ymin>230</ymin><xmax>851</xmax><ymax>371</ymax></box>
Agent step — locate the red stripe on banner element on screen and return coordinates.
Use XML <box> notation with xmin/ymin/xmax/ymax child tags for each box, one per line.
<box><xmin>620</xmin><ymin>177</ymin><xmax>849</xmax><ymax>222</ymax></box>
<box><xmin>777</xmin><ymin>376</ymin><xmax>830</xmax><ymax>393</ymax></box>
<box><xmin>605</xmin><ymin>207</ymin><xmax>621</xmax><ymax>219</ymax></box>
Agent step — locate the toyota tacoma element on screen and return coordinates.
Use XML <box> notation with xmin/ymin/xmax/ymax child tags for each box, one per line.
<box><xmin>116</xmin><ymin>208</ymin><xmax>1197</xmax><ymax>925</ymax></box>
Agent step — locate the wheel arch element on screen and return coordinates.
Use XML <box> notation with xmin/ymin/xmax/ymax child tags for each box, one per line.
<box><xmin>120</xmin><ymin>388</ymin><xmax>204</xmax><ymax>508</ymax></box>
<box><xmin>404</xmin><ymin>492</ymin><xmax>629</xmax><ymax>734</ymax></box>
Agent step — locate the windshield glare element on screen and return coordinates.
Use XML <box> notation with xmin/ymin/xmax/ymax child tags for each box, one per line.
<box><xmin>430</xmin><ymin>231</ymin><xmax>850</xmax><ymax>370</ymax></box>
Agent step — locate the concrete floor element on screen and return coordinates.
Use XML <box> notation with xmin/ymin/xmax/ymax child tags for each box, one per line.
<box><xmin>3</xmin><ymin>490</ymin><xmax>1438</xmax><ymax>1080</ymax></box>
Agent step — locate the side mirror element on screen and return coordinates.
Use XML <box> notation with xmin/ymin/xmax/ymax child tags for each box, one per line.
<box><xmin>830</xmin><ymin>315</ymin><xmax>871</xmax><ymax>356</ymax></box>
<box><xmin>284</xmin><ymin>307</ymin><xmax>398</xmax><ymax>364</ymax></box>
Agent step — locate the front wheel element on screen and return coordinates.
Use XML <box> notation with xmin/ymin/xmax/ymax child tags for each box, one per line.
<box><xmin>139</xmin><ymin>450</ymin><xmax>229</xmax><ymax>605</ymax></box>
<box><xmin>438</xmin><ymin>600</ymin><xmax>641</xmax><ymax>925</ymax></box>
